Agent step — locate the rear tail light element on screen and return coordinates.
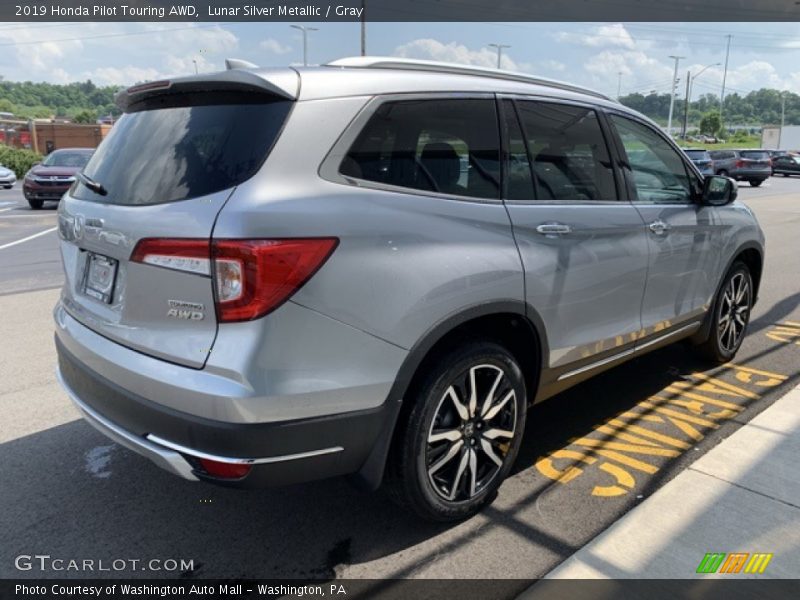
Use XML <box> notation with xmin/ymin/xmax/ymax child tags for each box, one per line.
<box><xmin>131</xmin><ymin>237</ymin><xmax>338</xmax><ymax>322</ymax></box>
<box><xmin>736</xmin><ymin>159</ymin><xmax>745</xmax><ymax>168</ymax></box>
<box><xmin>198</xmin><ymin>458</ymin><xmax>251</xmax><ymax>479</ymax></box>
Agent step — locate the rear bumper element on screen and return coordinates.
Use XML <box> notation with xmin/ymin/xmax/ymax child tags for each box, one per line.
<box><xmin>57</xmin><ymin>335</ymin><xmax>398</xmax><ymax>487</ymax></box>
<box><xmin>732</xmin><ymin>169</ymin><xmax>770</xmax><ymax>180</ymax></box>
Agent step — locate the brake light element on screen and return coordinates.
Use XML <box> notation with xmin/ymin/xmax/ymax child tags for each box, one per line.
<box><xmin>130</xmin><ymin>239</ymin><xmax>210</xmax><ymax>275</ymax></box>
<box><xmin>130</xmin><ymin>237</ymin><xmax>339</xmax><ymax>323</ymax></box>
<box><xmin>736</xmin><ymin>159</ymin><xmax>745</xmax><ymax>168</ymax></box>
<box><xmin>213</xmin><ymin>239</ymin><xmax>338</xmax><ymax>322</ymax></box>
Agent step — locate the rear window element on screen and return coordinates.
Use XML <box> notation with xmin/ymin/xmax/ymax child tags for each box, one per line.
<box><xmin>684</xmin><ymin>150</ymin><xmax>711</xmax><ymax>160</ymax></box>
<box><xmin>42</xmin><ymin>150</ymin><xmax>92</xmax><ymax>168</ymax></box>
<box><xmin>73</xmin><ymin>95</ymin><xmax>291</xmax><ymax>205</ymax></box>
<box><xmin>740</xmin><ymin>151</ymin><xmax>770</xmax><ymax>160</ymax></box>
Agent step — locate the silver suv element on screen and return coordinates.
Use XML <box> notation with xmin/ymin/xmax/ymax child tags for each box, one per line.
<box><xmin>55</xmin><ymin>57</ymin><xmax>764</xmax><ymax>521</ymax></box>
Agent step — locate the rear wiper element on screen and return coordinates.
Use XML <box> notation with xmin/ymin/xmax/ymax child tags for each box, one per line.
<box><xmin>77</xmin><ymin>172</ymin><xmax>108</xmax><ymax>196</ymax></box>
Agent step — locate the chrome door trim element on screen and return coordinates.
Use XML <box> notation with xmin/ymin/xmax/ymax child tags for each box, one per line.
<box><xmin>557</xmin><ymin>321</ymin><xmax>701</xmax><ymax>381</ymax></box>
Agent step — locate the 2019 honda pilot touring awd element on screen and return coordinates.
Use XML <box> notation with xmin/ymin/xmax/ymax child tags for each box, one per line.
<box><xmin>55</xmin><ymin>57</ymin><xmax>764</xmax><ymax>521</ymax></box>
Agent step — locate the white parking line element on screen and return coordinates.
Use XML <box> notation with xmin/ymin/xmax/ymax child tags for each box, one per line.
<box><xmin>0</xmin><ymin>206</ymin><xmax>18</xmax><ymax>213</ymax></box>
<box><xmin>0</xmin><ymin>227</ymin><xmax>57</xmax><ymax>250</ymax></box>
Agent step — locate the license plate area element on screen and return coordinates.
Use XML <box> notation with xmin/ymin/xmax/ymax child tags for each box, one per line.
<box><xmin>81</xmin><ymin>252</ymin><xmax>118</xmax><ymax>304</ymax></box>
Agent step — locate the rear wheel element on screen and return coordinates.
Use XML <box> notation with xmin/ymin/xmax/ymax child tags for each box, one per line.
<box><xmin>696</xmin><ymin>262</ymin><xmax>753</xmax><ymax>363</ymax></box>
<box><xmin>27</xmin><ymin>198</ymin><xmax>43</xmax><ymax>210</ymax></box>
<box><xmin>385</xmin><ymin>341</ymin><xmax>527</xmax><ymax>521</ymax></box>
<box><xmin>717</xmin><ymin>169</ymin><xmax>729</xmax><ymax>177</ymax></box>
<box><xmin>783</xmin><ymin>173</ymin><xmax>790</xmax><ymax>177</ymax></box>
<box><xmin>749</xmin><ymin>180</ymin><xmax>763</xmax><ymax>187</ymax></box>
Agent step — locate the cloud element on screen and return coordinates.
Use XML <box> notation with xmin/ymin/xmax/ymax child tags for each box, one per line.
<box><xmin>392</xmin><ymin>38</ymin><xmax>522</xmax><ymax>71</ymax></box>
<box><xmin>554</xmin><ymin>23</ymin><xmax>640</xmax><ymax>50</ymax></box>
<box><xmin>260</xmin><ymin>38</ymin><xmax>291</xmax><ymax>55</ymax></box>
<box><xmin>82</xmin><ymin>66</ymin><xmax>164</xmax><ymax>87</ymax></box>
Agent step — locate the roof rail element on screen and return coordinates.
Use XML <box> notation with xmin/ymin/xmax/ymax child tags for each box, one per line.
<box><xmin>326</xmin><ymin>56</ymin><xmax>611</xmax><ymax>101</ymax></box>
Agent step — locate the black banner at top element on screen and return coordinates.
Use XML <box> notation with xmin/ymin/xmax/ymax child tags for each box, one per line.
<box><xmin>2</xmin><ymin>0</ymin><xmax>800</xmax><ymax>22</ymax></box>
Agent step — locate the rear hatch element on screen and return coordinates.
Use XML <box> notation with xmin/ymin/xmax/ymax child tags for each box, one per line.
<box><xmin>684</xmin><ymin>150</ymin><xmax>713</xmax><ymax>170</ymax></box>
<box><xmin>738</xmin><ymin>150</ymin><xmax>771</xmax><ymax>171</ymax></box>
<box><xmin>57</xmin><ymin>70</ymin><xmax>296</xmax><ymax>368</ymax></box>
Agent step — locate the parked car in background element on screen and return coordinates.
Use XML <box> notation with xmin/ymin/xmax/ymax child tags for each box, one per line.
<box><xmin>708</xmin><ymin>149</ymin><xmax>771</xmax><ymax>186</ymax></box>
<box><xmin>771</xmin><ymin>154</ymin><xmax>800</xmax><ymax>177</ymax></box>
<box><xmin>682</xmin><ymin>148</ymin><xmax>714</xmax><ymax>176</ymax></box>
<box><xmin>0</xmin><ymin>164</ymin><xmax>17</xmax><ymax>188</ymax></box>
<box><xmin>23</xmin><ymin>148</ymin><xmax>94</xmax><ymax>209</ymax></box>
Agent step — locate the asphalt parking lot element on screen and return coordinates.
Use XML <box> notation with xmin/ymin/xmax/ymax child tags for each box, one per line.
<box><xmin>0</xmin><ymin>178</ymin><xmax>798</xmax><ymax>584</ymax></box>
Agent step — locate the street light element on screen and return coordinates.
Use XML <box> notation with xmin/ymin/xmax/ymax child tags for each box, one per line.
<box><xmin>666</xmin><ymin>55</ymin><xmax>685</xmax><ymax>136</ymax></box>
<box><xmin>682</xmin><ymin>62</ymin><xmax>720</xmax><ymax>137</ymax></box>
<box><xmin>192</xmin><ymin>59</ymin><xmax>198</xmax><ymax>75</ymax></box>
<box><xmin>291</xmin><ymin>25</ymin><xmax>319</xmax><ymax>66</ymax></box>
<box><xmin>487</xmin><ymin>43</ymin><xmax>511</xmax><ymax>69</ymax></box>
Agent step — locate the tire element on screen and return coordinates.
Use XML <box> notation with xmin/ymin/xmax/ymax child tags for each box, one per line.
<box><xmin>385</xmin><ymin>341</ymin><xmax>527</xmax><ymax>521</ymax></box>
<box><xmin>3</xmin><ymin>185</ymin><xmax>11</xmax><ymax>189</ymax></box>
<box><xmin>783</xmin><ymin>173</ymin><xmax>790</xmax><ymax>177</ymax></box>
<box><xmin>717</xmin><ymin>169</ymin><xmax>729</xmax><ymax>177</ymax></box>
<box><xmin>696</xmin><ymin>262</ymin><xmax>753</xmax><ymax>363</ymax></box>
<box><xmin>749</xmin><ymin>180</ymin><xmax>763</xmax><ymax>187</ymax></box>
<box><xmin>27</xmin><ymin>198</ymin><xmax>43</xmax><ymax>210</ymax></box>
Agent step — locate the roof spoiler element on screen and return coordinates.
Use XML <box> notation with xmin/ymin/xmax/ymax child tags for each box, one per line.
<box><xmin>115</xmin><ymin>68</ymin><xmax>299</xmax><ymax>111</ymax></box>
<box><xmin>225</xmin><ymin>58</ymin><xmax>259</xmax><ymax>70</ymax></box>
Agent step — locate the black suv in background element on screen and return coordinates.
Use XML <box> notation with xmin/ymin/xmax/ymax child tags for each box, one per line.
<box><xmin>708</xmin><ymin>149</ymin><xmax>772</xmax><ymax>187</ymax></box>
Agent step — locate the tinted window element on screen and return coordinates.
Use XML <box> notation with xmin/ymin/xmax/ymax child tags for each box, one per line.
<box><xmin>611</xmin><ymin>115</ymin><xmax>693</xmax><ymax>204</ymax></box>
<box><xmin>740</xmin><ymin>151</ymin><xmax>770</xmax><ymax>160</ymax></box>
<box><xmin>42</xmin><ymin>150</ymin><xmax>92</xmax><ymax>168</ymax></box>
<box><xmin>73</xmin><ymin>97</ymin><xmax>291</xmax><ymax>205</ymax></box>
<box><xmin>684</xmin><ymin>150</ymin><xmax>711</xmax><ymax>160</ymax></box>
<box><xmin>501</xmin><ymin>100</ymin><xmax>534</xmax><ymax>200</ymax></box>
<box><xmin>515</xmin><ymin>101</ymin><xmax>616</xmax><ymax>201</ymax></box>
<box><xmin>341</xmin><ymin>99</ymin><xmax>500</xmax><ymax>199</ymax></box>
<box><xmin>710</xmin><ymin>150</ymin><xmax>735</xmax><ymax>160</ymax></box>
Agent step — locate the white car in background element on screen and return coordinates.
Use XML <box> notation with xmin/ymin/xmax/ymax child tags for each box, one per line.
<box><xmin>0</xmin><ymin>164</ymin><xmax>17</xmax><ymax>188</ymax></box>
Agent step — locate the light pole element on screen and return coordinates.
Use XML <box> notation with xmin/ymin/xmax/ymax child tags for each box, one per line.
<box><xmin>779</xmin><ymin>90</ymin><xmax>788</xmax><ymax>149</ymax></box>
<box><xmin>192</xmin><ymin>59</ymin><xmax>198</xmax><ymax>74</ymax></box>
<box><xmin>617</xmin><ymin>71</ymin><xmax>623</xmax><ymax>100</ymax></box>
<box><xmin>666</xmin><ymin>55</ymin><xmax>685</xmax><ymax>137</ymax></box>
<box><xmin>291</xmin><ymin>25</ymin><xmax>319</xmax><ymax>66</ymax></box>
<box><xmin>360</xmin><ymin>0</ymin><xmax>366</xmax><ymax>56</ymax></box>
<box><xmin>720</xmin><ymin>34</ymin><xmax>732</xmax><ymax>120</ymax></box>
<box><xmin>682</xmin><ymin>62</ymin><xmax>721</xmax><ymax>137</ymax></box>
<box><xmin>487</xmin><ymin>43</ymin><xmax>511</xmax><ymax>69</ymax></box>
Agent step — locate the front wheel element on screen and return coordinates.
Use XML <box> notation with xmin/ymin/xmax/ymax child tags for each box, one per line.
<box><xmin>385</xmin><ymin>341</ymin><xmax>527</xmax><ymax>521</ymax></box>
<box><xmin>27</xmin><ymin>198</ymin><xmax>43</xmax><ymax>210</ymax></box>
<box><xmin>696</xmin><ymin>262</ymin><xmax>753</xmax><ymax>363</ymax></box>
<box><xmin>749</xmin><ymin>180</ymin><xmax>763</xmax><ymax>187</ymax></box>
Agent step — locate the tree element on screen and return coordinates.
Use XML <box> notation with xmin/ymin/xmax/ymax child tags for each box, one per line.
<box><xmin>699</xmin><ymin>112</ymin><xmax>723</xmax><ymax>137</ymax></box>
<box><xmin>72</xmin><ymin>109</ymin><xmax>96</xmax><ymax>124</ymax></box>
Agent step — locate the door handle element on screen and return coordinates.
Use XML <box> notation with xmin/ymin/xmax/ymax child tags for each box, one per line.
<box><xmin>648</xmin><ymin>219</ymin><xmax>671</xmax><ymax>235</ymax></box>
<box><xmin>536</xmin><ymin>222</ymin><xmax>572</xmax><ymax>237</ymax></box>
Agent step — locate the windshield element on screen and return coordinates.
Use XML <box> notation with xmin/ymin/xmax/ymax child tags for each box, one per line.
<box><xmin>685</xmin><ymin>150</ymin><xmax>711</xmax><ymax>160</ymax></box>
<box><xmin>42</xmin><ymin>150</ymin><xmax>92</xmax><ymax>168</ymax></box>
<box><xmin>740</xmin><ymin>151</ymin><xmax>770</xmax><ymax>160</ymax></box>
<box><xmin>72</xmin><ymin>96</ymin><xmax>292</xmax><ymax>206</ymax></box>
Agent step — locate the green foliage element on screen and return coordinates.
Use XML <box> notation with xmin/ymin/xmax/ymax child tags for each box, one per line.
<box><xmin>699</xmin><ymin>112</ymin><xmax>723</xmax><ymax>137</ymax></box>
<box><xmin>0</xmin><ymin>145</ymin><xmax>43</xmax><ymax>178</ymax></box>
<box><xmin>620</xmin><ymin>88</ymin><xmax>800</xmax><ymax>128</ymax></box>
<box><xmin>72</xmin><ymin>109</ymin><xmax>96</xmax><ymax>124</ymax></box>
<box><xmin>0</xmin><ymin>80</ymin><xmax>120</xmax><ymax>120</ymax></box>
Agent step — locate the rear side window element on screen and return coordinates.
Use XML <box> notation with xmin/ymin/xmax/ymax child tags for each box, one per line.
<box><xmin>515</xmin><ymin>100</ymin><xmax>617</xmax><ymax>201</ymax></box>
<box><xmin>340</xmin><ymin>98</ymin><xmax>500</xmax><ymax>200</ymax></box>
<box><xmin>73</xmin><ymin>96</ymin><xmax>291</xmax><ymax>205</ymax></box>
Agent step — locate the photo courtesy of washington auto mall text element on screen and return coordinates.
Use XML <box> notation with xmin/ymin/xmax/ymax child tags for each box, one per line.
<box><xmin>0</xmin><ymin>1</ymin><xmax>799</xmax><ymax>599</ymax></box>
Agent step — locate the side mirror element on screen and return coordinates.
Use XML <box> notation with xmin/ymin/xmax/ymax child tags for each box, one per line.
<box><xmin>702</xmin><ymin>175</ymin><xmax>737</xmax><ymax>206</ymax></box>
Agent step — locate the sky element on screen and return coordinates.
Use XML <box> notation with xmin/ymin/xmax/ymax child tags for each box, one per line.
<box><xmin>2</xmin><ymin>21</ymin><xmax>800</xmax><ymax>98</ymax></box>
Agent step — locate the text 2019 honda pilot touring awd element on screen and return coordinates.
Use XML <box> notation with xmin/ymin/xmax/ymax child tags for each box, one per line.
<box><xmin>55</xmin><ymin>57</ymin><xmax>764</xmax><ymax>521</ymax></box>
